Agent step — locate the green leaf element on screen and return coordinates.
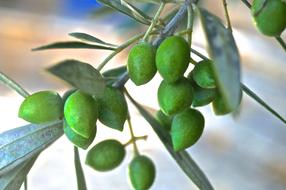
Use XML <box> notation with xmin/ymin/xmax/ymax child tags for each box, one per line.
<box><xmin>125</xmin><ymin>92</ymin><xmax>214</xmax><ymax>190</ymax></box>
<box><xmin>0</xmin><ymin>120</ymin><xmax>63</xmax><ymax>175</ymax></box>
<box><xmin>74</xmin><ymin>147</ymin><xmax>87</xmax><ymax>190</ymax></box>
<box><xmin>32</xmin><ymin>41</ymin><xmax>116</xmax><ymax>51</ymax></box>
<box><xmin>47</xmin><ymin>60</ymin><xmax>105</xmax><ymax>97</ymax></box>
<box><xmin>69</xmin><ymin>32</ymin><xmax>117</xmax><ymax>48</ymax></box>
<box><xmin>0</xmin><ymin>156</ymin><xmax>37</xmax><ymax>190</ymax></box>
<box><xmin>97</xmin><ymin>0</ymin><xmax>152</xmax><ymax>25</ymax></box>
<box><xmin>198</xmin><ymin>8</ymin><xmax>241</xmax><ymax>113</ymax></box>
<box><xmin>102</xmin><ymin>65</ymin><xmax>127</xmax><ymax>85</ymax></box>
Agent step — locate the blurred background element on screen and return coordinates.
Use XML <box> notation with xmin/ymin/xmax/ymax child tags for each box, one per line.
<box><xmin>0</xmin><ymin>0</ymin><xmax>286</xmax><ymax>189</ymax></box>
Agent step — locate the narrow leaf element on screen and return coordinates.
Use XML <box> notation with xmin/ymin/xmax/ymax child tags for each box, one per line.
<box><xmin>74</xmin><ymin>147</ymin><xmax>87</xmax><ymax>190</ymax></box>
<box><xmin>125</xmin><ymin>91</ymin><xmax>214</xmax><ymax>190</ymax></box>
<box><xmin>0</xmin><ymin>156</ymin><xmax>37</xmax><ymax>190</ymax></box>
<box><xmin>198</xmin><ymin>8</ymin><xmax>241</xmax><ymax>113</ymax></box>
<box><xmin>32</xmin><ymin>41</ymin><xmax>116</xmax><ymax>51</ymax></box>
<box><xmin>97</xmin><ymin>0</ymin><xmax>152</xmax><ymax>25</ymax></box>
<box><xmin>69</xmin><ymin>32</ymin><xmax>117</xmax><ymax>47</ymax></box>
<box><xmin>0</xmin><ymin>120</ymin><xmax>63</xmax><ymax>175</ymax></box>
<box><xmin>47</xmin><ymin>60</ymin><xmax>105</xmax><ymax>97</ymax></box>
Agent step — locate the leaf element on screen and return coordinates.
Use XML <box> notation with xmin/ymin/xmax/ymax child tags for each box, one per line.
<box><xmin>0</xmin><ymin>120</ymin><xmax>63</xmax><ymax>175</ymax></box>
<box><xmin>69</xmin><ymin>32</ymin><xmax>117</xmax><ymax>48</ymax></box>
<box><xmin>0</xmin><ymin>156</ymin><xmax>37</xmax><ymax>190</ymax></box>
<box><xmin>97</xmin><ymin>0</ymin><xmax>152</xmax><ymax>25</ymax></box>
<box><xmin>32</xmin><ymin>41</ymin><xmax>116</xmax><ymax>51</ymax></box>
<box><xmin>198</xmin><ymin>8</ymin><xmax>241</xmax><ymax>113</ymax></box>
<box><xmin>74</xmin><ymin>147</ymin><xmax>87</xmax><ymax>190</ymax></box>
<box><xmin>125</xmin><ymin>92</ymin><xmax>214</xmax><ymax>190</ymax></box>
<box><xmin>102</xmin><ymin>65</ymin><xmax>127</xmax><ymax>85</ymax></box>
<box><xmin>47</xmin><ymin>60</ymin><xmax>105</xmax><ymax>97</ymax></box>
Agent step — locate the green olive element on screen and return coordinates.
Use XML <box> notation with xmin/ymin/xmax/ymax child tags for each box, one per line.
<box><xmin>155</xmin><ymin>110</ymin><xmax>173</xmax><ymax>131</ymax></box>
<box><xmin>192</xmin><ymin>60</ymin><xmax>216</xmax><ymax>89</ymax></box>
<box><xmin>63</xmin><ymin>120</ymin><xmax>96</xmax><ymax>150</ymax></box>
<box><xmin>64</xmin><ymin>90</ymin><xmax>98</xmax><ymax>138</ymax></box>
<box><xmin>62</xmin><ymin>89</ymin><xmax>77</xmax><ymax>103</ymax></box>
<box><xmin>252</xmin><ymin>0</ymin><xmax>286</xmax><ymax>36</ymax></box>
<box><xmin>128</xmin><ymin>155</ymin><xmax>156</xmax><ymax>190</ymax></box>
<box><xmin>157</xmin><ymin>78</ymin><xmax>193</xmax><ymax>115</ymax></box>
<box><xmin>18</xmin><ymin>90</ymin><xmax>63</xmax><ymax>124</ymax></box>
<box><xmin>156</xmin><ymin>36</ymin><xmax>190</xmax><ymax>83</ymax></box>
<box><xmin>97</xmin><ymin>87</ymin><xmax>128</xmax><ymax>131</ymax></box>
<box><xmin>127</xmin><ymin>42</ymin><xmax>156</xmax><ymax>85</ymax></box>
<box><xmin>85</xmin><ymin>139</ymin><xmax>126</xmax><ymax>172</ymax></box>
<box><xmin>171</xmin><ymin>108</ymin><xmax>205</xmax><ymax>151</ymax></box>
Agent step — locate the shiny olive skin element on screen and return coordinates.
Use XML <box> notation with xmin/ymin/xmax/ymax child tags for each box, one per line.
<box><xmin>127</xmin><ymin>42</ymin><xmax>157</xmax><ymax>85</ymax></box>
<box><xmin>18</xmin><ymin>90</ymin><xmax>63</xmax><ymax>124</ymax></box>
<box><xmin>192</xmin><ymin>60</ymin><xmax>216</xmax><ymax>89</ymax></box>
<box><xmin>128</xmin><ymin>155</ymin><xmax>156</xmax><ymax>190</ymax></box>
<box><xmin>85</xmin><ymin>139</ymin><xmax>126</xmax><ymax>172</ymax></box>
<box><xmin>171</xmin><ymin>108</ymin><xmax>205</xmax><ymax>151</ymax></box>
<box><xmin>64</xmin><ymin>90</ymin><xmax>98</xmax><ymax>138</ymax></box>
<box><xmin>252</xmin><ymin>0</ymin><xmax>286</xmax><ymax>36</ymax></box>
<box><xmin>156</xmin><ymin>36</ymin><xmax>190</xmax><ymax>83</ymax></box>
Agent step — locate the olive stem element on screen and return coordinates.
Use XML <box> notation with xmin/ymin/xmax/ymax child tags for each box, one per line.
<box><xmin>0</xmin><ymin>71</ymin><xmax>29</xmax><ymax>98</ymax></box>
<box><xmin>127</xmin><ymin>113</ymin><xmax>140</xmax><ymax>155</ymax></box>
<box><xmin>24</xmin><ymin>177</ymin><xmax>28</xmax><ymax>190</ymax></box>
<box><xmin>221</xmin><ymin>0</ymin><xmax>233</xmax><ymax>32</ymax></box>
<box><xmin>124</xmin><ymin>135</ymin><xmax>148</xmax><ymax>147</ymax></box>
<box><xmin>187</xmin><ymin>4</ymin><xmax>194</xmax><ymax>46</ymax></box>
<box><xmin>142</xmin><ymin>2</ymin><xmax>165</xmax><ymax>42</ymax></box>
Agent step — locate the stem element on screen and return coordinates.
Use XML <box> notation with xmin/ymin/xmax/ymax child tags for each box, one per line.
<box><xmin>112</xmin><ymin>71</ymin><xmax>129</xmax><ymax>89</ymax></box>
<box><xmin>74</xmin><ymin>146</ymin><xmax>87</xmax><ymax>190</ymax></box>
<box><xmin>142</xmin><ymin>2</ymin><xmax>165</xmax><ymax>42</ymax></box>
<box><xmin>241</xmin><ymin>0</ymin><xmax>251</xmax><ymax>8</ymax></box>
<box><xmin>124</xmin><ymin>135</ymin><xmax>148</xmax><ymax>147</ymax></box>
<box><xmin>127</xmin><ymin>113</ymin><xmax>140</xmax><ymax>155</ymax></box>
<box><xmin>24</xmin><ymin>177</ymin><xmax>28</xmax><ymax>190</ymax></box>
<box><xmin>221</xmin><ymin>0</ymin><xmax>232</xmax><ymax>32</ymax></box>
<box><xmin>187</xmin><ymin>5</ymin><xmax>194</xmax><ymax>45</ymax></box>
<box><xmin>0</xmin><ymin>71</ymin><xmax>29</xmax><ymax>98</ymax></box>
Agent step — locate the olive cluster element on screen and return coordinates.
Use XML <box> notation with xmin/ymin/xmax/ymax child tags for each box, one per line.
<box><xmin>128</xmin><ymin>36</ymin><xmax>221</xmax><ymax>151</ymax></box>
<box><xmin>18</xmin><ymin>87</ymin><xmax>155</xmax><ymax>189</ymax></box>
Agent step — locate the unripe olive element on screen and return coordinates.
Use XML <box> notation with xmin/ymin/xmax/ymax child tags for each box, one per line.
<box><xmin>97</xmin><ymin>87</ymin><xmax>128</xmax><ymax>131</ymax></box>
<box><xmin>156</xmin><ymin>36</ymin><xmax>190</xmax><ymax>83</ymax></box>
<box><xmin>171</xmin><ymin>108</ymin><xmax>205</xmax><ymax>151</ymax></box>
<box><xmin>155</xmin><ymin>110</ymin><xmax>172</xmax><ymax>131</ymax></box>
<box><xmin>85</xmin><ymin>139</ymin><xmax>126</xmax><ymax>171</ymax></box>
<box><xmin>157</xmin><ymin>78</ymin><xmax>193</xmax><ymax>115</ymax></box>
<box><xmin>192</xmin><ymin>60</ymin><xmax>216</xmax><ymax>89</ymax></box>
<box><xmin>18</xmin><ymin>90</ymin><xmax>63</xmax><ymax>124</ymax></box>
<box><xmin>127</xmin><ymin>42</ymin><xmax>156</xmax><ymax>85</ymax></box>
<box><xmin>128</xmin><ymin>155</ymin><xmax>156</xmax><ymax>190</ymax></box>
<box><xmin>62</xmin><ymin>89</ymin><xmax>77</xmax><ymax>103</ymax></box>
<box><xmin>252</xmin><ymin>0</ymin><xmax>286</xmax><ymax>36</ymax></box>
<box><xmin>64</xmin><ymin>90</ymin><xmax>98</xmax><ymax>138</ymax></box>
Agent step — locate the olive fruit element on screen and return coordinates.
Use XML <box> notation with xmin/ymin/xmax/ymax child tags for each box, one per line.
<box><xmin>155</xmin><ymin>110</ymin><xmax>172</xmax><ymax>131</ymax></box>
<box><xmin>156</xmin><ymin>36</ymin><xmax>190</xmax><ymax>83</ymax></box>
<box><xmin>157</xmin><ymin>78</ymin><xmax>193</xmax><ymax>115</ymax></box>
<box><xmin>85</xmin><ymin>139</ymin><xmax>126</xmax><ymax>171</ymax></box>
<box><xmin>128</xmin><ymin>155</ymin><xmax>156</xmax><ymax>190</ymax></box>
<box><xmin>171</xmin><ymin>108</ymin><xmax>205</xmax><ymax>151</ymax></box>
<box><xmin>64</xmin><ymin>90</ymin><xmax>98</xmax><ymax>138</ymax></box>
<box><xmin>252</xmin><ymin>0</ymin><xmax>286</xmax><ymax>36</ymax></box>
<box><xmin>18</xmin><ymin>90</ymin><xmax>63</xmax><ymax>124</ymax></box>
<box><xmin>97</xmin><ymin>87</ymin><xmax>127</xmax><ymax>131</ymax></box>
<box><xmin>127</xmin><ymin>42</ymin><xmax>156</xmax><ymax>85</ymax></box>
<box><xmin>63</xmin><ymin>120</ymin><xmax>96</xmax><ymax>150</ymax></box>
<box><xmin>192</xmin><ymin>60</ymin><xmax>216</xmax><ymax>89</ymax></box>
<box><xmin>62</xmin><ymin>89</ymin><xmax>77</xmax><ymax>103</ymax></box>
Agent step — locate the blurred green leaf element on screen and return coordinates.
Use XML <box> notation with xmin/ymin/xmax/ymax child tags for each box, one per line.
<box><xmin>69</xmin><ymin>32</ymin><xmax>117</xmax><ymax>47</ymax></box>
<box><xmin>89</xmin><ymin>6</ymin><xmax>116</xmax><ymax>18</ymax></box>
<box><xmin>74</xmin><ymin>147</ymin><xmax>87</xmax><ymax>190</ymax></box>
<box><xmin>125</xmin><ymin>91</ymin><xmax>214</xmax><ymax>190</ymax></box>
<box><xmin>97</xmin><ymin>0</ymin><xmax>152</xmax><ymax>25</ymax></box>
<box><xmin>32</xmin><ymin>41</ymin><xmax>116</xmax><ymax>51</ymax></box>
<box><xmin>0</xmin><ymin>156</ymin><xmax>37</xmax><ymax>190</ymax></box>
<box><xmin>102</xmin><ymin>65</ymin><xmax>127</xmax><ymax>85</ymax></box>
<box><xmin>0</xmin><ymin>120</ymin><xmax>63</xmax><ymax>175</ymax></box>
<box><xmin>198</xmin><ymin>8</ymin><xmax>241</xmax><ymax>114</ymax></box>
<box><xmin>47</xmin><ymin>60</ymin><xmax>105</xmax><ymax>97</ymax></box>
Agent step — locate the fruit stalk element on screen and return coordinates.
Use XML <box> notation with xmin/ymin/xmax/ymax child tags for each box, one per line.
<box><xmin>127</xmin><ymin>114</ymin><xmax>140</xmax><ymax>155</ymax></box>
<box><xmin>221</xmin><ymin>0</ymin><xmax>233</xmax><ymax>32</ymax></box>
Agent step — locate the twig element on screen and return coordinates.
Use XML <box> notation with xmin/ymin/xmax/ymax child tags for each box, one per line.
<box><xmin>221</xmin><ymin>0</ymin><xmax>232</xmax><ymax>32</ymax></box>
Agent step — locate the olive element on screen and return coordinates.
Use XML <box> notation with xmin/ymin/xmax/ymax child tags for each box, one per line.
<box><xmin>127</xmin><ymin>42</ymin><xmax>157</xmax><ymax>85</ymax></box>
<box><xmin>155</xmin><ymin>110</ymin><xmax>173</xmax><ymax>131</ymax></box>
<box><xmin>157</xmin><ymin>78</ymin><xmax>193</xmax><ymax>115</ymax></box>
<box><xmin>64</xmin><ymin>90</ymin><xmax>98</xmax><ymax>138</ymax></box>
<box><xmin>85</xmin><ymin>139</ymin><xmax>126</xmax><ymax>171</ymax></box>
<box><xmin>252</xmin><ymin>0</ymin><xmax>286</xmax><ymax>36</ymax></box>
<box><xmin>192</xmin><ymin>60</ymin><xmax>216</xmax><ymax>89</ymax></box>
<box><xmin>156</xmin><ymin>36</ymin><xmax>190</xmax><ymax>83</ymax></box>
<box><xmin>97</xmin><ymin>87</ymin><xmax>128</xmax><ymax>131</ymax></box>
<box><xmin>171</xmin><ymin>108</ymin><xmax>205</xmax><ymax>151</ymax></box>
<box><xmin>18</xmin><ymin>90</ymin><xmax>63</xmax><ymax>124</ymax></box>
<box><xmin>128</xmin><ymin>155</ymin><xmax>156</xmax><ymax>190</ymax></box>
